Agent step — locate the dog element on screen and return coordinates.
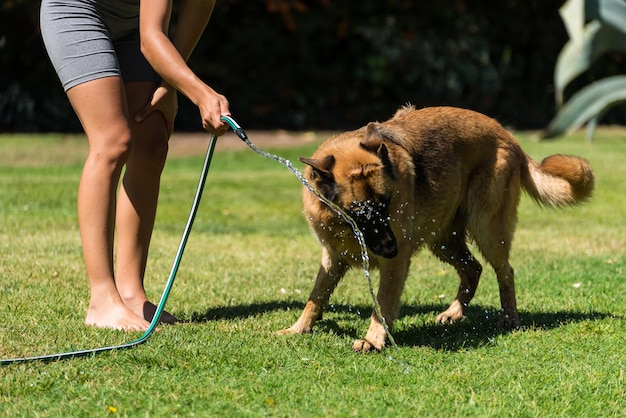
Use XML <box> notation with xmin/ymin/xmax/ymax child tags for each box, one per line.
<box><xmin>279</xmin><ymin>105</ymin><xmax>594</xmax><ymax>353</ymax></box>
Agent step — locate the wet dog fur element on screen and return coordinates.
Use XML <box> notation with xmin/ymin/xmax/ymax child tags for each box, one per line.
<box><xmin>279</xmin><ymin>105</ymin><xmax>594</xmax><ymax>353</ymax></box>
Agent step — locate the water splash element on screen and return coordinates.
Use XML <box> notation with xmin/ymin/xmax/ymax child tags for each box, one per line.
<box><xmin>240</xmin><ymin>136</ymin><xmax>401</xmax><ymax>352</ymax></box>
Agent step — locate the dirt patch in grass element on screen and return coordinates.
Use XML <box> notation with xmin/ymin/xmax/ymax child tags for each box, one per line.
<box><xmin>169</xmin><ymin>130</ymin><xmax>333</xmax><ymax>157</ymax></box>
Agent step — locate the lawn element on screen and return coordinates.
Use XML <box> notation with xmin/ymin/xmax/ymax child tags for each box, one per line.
<box><xmin>0</xmin><ymin>129</ymin><xmax>624</xmax><ymax>417</ymax></box>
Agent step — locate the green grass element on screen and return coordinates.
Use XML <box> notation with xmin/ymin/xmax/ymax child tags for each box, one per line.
<box><xmin>1</xmin><ymin>130</ymin><xmax>624</xmax><ymax>417</ymax></box>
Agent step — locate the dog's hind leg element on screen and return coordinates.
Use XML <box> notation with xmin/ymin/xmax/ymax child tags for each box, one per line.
<box><xmin>430</xmin><ymin>221</ymin><xmax>483</xmax><ymax>324</ymax></box>
<box><xmin>278</xmin><ymin>247</ymin><xmax>349</xmax><ymax>335</ymax></box>
<box><xmin>475</xmin><ymin>233</ymin><xmax>518</xmax><ymax>328</ymax></box>
<box><xmin>471</xmin><ymin>207</ymin><xmax>520</xmax><ymax>329</ymax></box>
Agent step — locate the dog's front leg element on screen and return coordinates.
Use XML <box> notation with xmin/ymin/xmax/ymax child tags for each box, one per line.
<box><xmin>353</xmin><ymin>255</ymin><xmax>410</xmax><ymax>353</ymax></box>
<box><xmin>278</xmin><ymin>248</ymin><xmax>348</xmax><ymax>335</ymax></box>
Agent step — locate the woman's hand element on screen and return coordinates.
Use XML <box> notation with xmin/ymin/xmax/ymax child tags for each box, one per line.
<box><xmin>197</xmin><ymin>86</ymin><xmax>230</xmax><ymax>136</ymax></box>
<box><xmin>134</xmin><ymin>82</ymin><xmax>178</xmax><ymax>136</ymax></box>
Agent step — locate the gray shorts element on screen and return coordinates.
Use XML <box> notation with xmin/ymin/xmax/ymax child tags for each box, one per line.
<box><xmin>40</xmin><ymin>0</ymin><xmax>160</xmax><ymax>91</ymax></box>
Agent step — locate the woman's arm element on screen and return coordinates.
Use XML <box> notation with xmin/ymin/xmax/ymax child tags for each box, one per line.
<box><xmin>171</xmin><ymin>0</ymin><xmax>213</xmax><ymax>61</ymax></box>
<box><xmin>139</xmin><ymin>0</ymin><xmax>229</xmax><ymax>134</ymax></box>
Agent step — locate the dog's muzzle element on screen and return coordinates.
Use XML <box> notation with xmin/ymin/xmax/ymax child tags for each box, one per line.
<box><xmin>349</xmin><ymin>201</ymin><xmax>398</xmax><ymax>259</ymax></box>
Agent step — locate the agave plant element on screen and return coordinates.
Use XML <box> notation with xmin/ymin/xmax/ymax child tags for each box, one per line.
<box><xmin>543</xmin><ymin>0</ymin><xmax>626</xmax><ymax>139</ymax></box>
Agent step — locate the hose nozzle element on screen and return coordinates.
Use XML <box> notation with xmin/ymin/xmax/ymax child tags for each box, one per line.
<box><xmin>220</xmin><ymin>115</ymin><xmax>248</xmax><ymax>141</ymax></box>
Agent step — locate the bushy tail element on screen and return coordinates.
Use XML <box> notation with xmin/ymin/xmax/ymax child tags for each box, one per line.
<box><xmin>522</xmin><ymin>154</ymin><xmax>594</xmax><ymax>207</ymax></box>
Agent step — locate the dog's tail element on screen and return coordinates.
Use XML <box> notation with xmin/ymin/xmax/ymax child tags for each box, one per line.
<box><xmin>522</xmin><ymin>154</ymin><xmax>594</xmax><ymax>207</ymax></box>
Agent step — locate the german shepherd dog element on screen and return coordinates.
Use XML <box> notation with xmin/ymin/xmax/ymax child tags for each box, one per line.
<box><xmin>279</xmin><ymin>106</ymin><xmax>594</xmax><ymax>353</ymax></box>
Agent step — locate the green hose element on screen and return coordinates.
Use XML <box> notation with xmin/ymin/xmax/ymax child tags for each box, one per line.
<box><xmin>1</xmin><ymin>116</ymin><xmax>245</xmax><ymax>366</ymax></box>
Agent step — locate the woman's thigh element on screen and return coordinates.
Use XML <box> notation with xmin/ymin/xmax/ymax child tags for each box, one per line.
<box><xmin>40</xmin><ymin>0</ymin><xmax>121</xmax><ymax>92</ymax></box>
<box><xmin>67</xmin><ymin>77</ymin><xmax>132</xmax><ymax>158</ymax></box>
<box><xmin>40</xmin><ymin>0</ymin><xmax>160</xmax><ymax>92</ymax></box>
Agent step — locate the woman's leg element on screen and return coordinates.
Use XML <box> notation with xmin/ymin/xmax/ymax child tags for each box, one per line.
<box><xmin>114</xmin><ymin>81</ymin><xmax>179</xmax><ymax>324</ymax></box>
<box><xmin>67</xmin><ymin>76</ymin><xmax>151</xmax><ymax>331</ymax></box>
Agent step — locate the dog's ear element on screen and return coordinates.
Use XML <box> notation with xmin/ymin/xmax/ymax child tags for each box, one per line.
<box><xmin>299</xmin><ymin>155</ymin><xmax>338</xmax><ymax>201</ymax></box>
<box><xmin>360</xmin><ymin>123</ymin><xmax>384</xmax><ymax>153</ymax></box>
<box><xmin>360</xmin><ymin>123</ymin><xmax>396</xmax><ymax>179</ymax></box>
<box><xmin>299</xmin><ymin>155</ymin><xmax>336</xmax><ymax>181</ymax></box>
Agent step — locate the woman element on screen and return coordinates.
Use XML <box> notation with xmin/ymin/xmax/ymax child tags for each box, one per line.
<box><xmin>40</xmin><ymin>0</ymin><xmax>230</xmax><ymax>331</ymax></box>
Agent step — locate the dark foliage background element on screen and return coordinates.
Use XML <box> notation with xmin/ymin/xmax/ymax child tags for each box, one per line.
<box><xmin>1</xmin><ymin>0</ymin><xmax>622</xmax><ymax>132</ymax></box>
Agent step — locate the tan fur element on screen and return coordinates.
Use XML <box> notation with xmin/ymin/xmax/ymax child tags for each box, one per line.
<box><xmin>279</xmin><ymin>106</ymin><xmax>594</xmax><ymax>353</ymax></box>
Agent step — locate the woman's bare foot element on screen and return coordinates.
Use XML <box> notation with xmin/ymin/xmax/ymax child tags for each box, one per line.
<box><xmin>85</xmin><ymin>302</ymin><xmax>151</xmax><ymax>331</ymax></box>
<box><xmin>121</xmin><ymin>295</ymin><xmax>180</xmax><ymax>325</ymax></box>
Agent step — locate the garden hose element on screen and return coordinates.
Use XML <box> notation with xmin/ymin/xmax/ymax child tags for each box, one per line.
<box><xmin>1</xmin><ymin>116</ymin><xmax>246</xmax><ymax>366</ymax></box>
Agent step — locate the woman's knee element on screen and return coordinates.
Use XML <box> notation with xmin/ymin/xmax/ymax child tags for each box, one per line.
<box><xmin>66</xmin><ymin>77</ymin><xmax>135</xmax><ymax>168</ymax></box>
<box><xmin>86</xmin><ymin>128</ymin><xmax>134</xmax><ymax>171</ymax></box>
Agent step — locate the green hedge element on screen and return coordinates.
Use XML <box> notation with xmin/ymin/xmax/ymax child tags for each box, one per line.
<box><xmin>1</xmin><ymin>0</ymin><xmax>622</xmax><ymax>132</ymax></box>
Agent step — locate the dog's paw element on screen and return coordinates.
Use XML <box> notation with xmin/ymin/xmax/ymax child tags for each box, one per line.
<box><xmin>436</xmin><ymin>299</ymin><xmax>468</xmax><ymax>324</ymax></box>
<box><xmin>435</xmin><ymin>313</ymin><xmax>463</xmax><ymax>324</ymax></box>
<box><xmin>276</xmin><ymin>324</ymin><xmax>314</xmax><ymax>335</ymax></box>
<box><xmin>497</xmin><ymin>312</ymin><xmax>520</xmax><ymax>330</ymax></box>
<box><xmin>435</xmin><ymin>308</ymin><xmax>464</xmax><ymax>324</ymax></box>
<box><xmin>277</xmin><ymin>327</ymin><xmax>303</xmax><ymax>335</ymax></box>
<box><xmin>352</xmin><ymin>339</ymin><xmax>384</xmax><ymax>353</ymax></box>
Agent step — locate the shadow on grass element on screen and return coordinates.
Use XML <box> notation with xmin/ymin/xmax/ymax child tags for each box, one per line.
<box><xmin>392</xmin><ymin>305</ymin><xmax>617</xmax><ymax>351</ymax></box>
<box><xmin>188</xmin><ymin>301</ymin><xmax>616</xmax><ymax>351</ymax></box>
<box><xmin>189</xmin><ymin>300</ymin><xmax>304</xmax><ymax>323</ymax></box>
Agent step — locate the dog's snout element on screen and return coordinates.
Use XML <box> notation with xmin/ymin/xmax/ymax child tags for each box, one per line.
<box><xmin>349</xmin><ymin>200</ymin><xmax>398</xmax><ymax>258</ymax></box>
<box><xmin>360</xmin><ymin>224</ymin><xmax>397</xmax><ymax>258</ymax></box>
<box><xmin>370</xmin><ymin>231</ymin><xmax>398</xmax><ymax>258</ymax></box>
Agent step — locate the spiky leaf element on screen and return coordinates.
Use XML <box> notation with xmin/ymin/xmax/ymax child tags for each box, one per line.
<box><xmin>555</xmin><ymin>21</ymin><xmax>626</xmax><ymax>105</ymax></box>
<box><xmin>543</xmin><ymin>75</ymin><xmax>626</xmax><ymax>139</ymax></box>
